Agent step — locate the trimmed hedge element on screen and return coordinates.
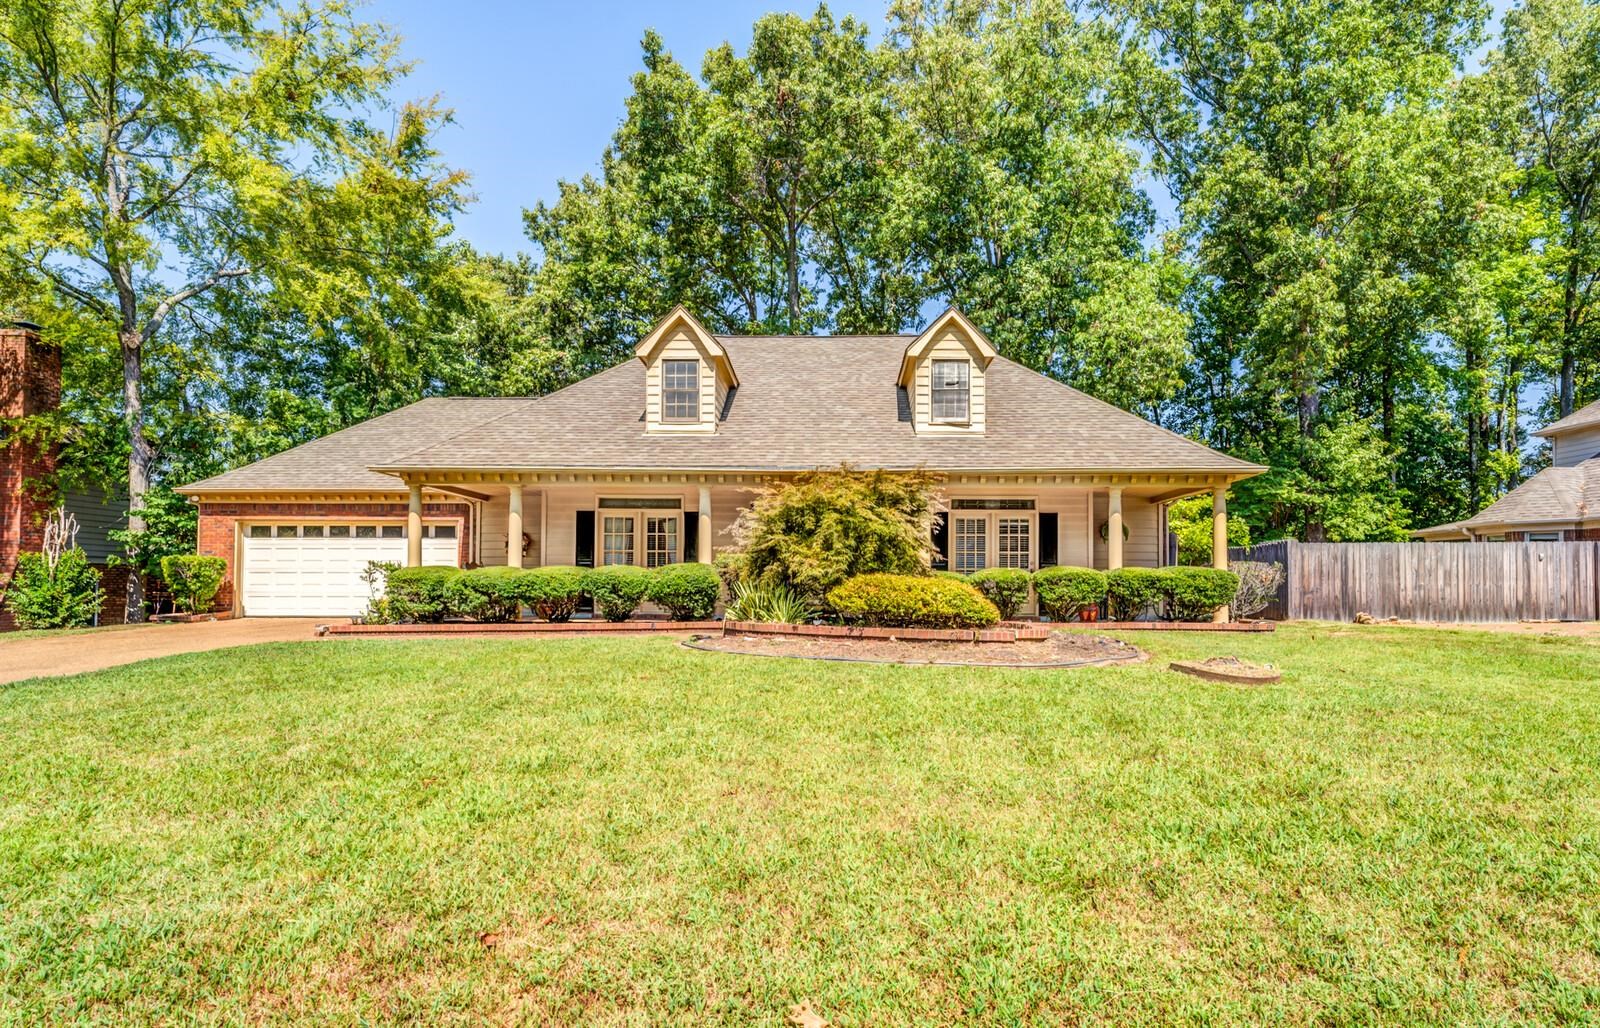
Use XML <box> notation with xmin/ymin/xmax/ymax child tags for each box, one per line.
<box><xmin>827</xmin><ymin>573</ymin><xmax>1000</xmax><ymax>629</ymax></box>
<box><xmin>1032</xmin><ymin>566</ymin><xmax>1106</xmax><ymax>620</ymax></box>
<box><xmin>647</xmin><ymin>562</ymin><xmax>720</xmax><ymax>620</ymax></box>
<box><xmin>526</xmin><ymin>566</ymin><xmax>586</xmax><ymax>622</ymax></box>
<box><xmin>582</xmin><ymin>565</ymin><xmax>653</xmax><ymax>621</ymax></box>
<box><xmin>160</xmin><ymin>554</ymin><xmax>228</xmax><ymax>613</ymax></box>
<box><xmin>447</xmin><ymin>566</ymin><xmax>528</xmax><ymax>623</ymax></box>
<box><xmin>1105</xmin><ymin>567</ymin><xmax>1163</xmax><ymax>621</ymax></box>
<box><xmin>1161</xmin><ymin>566</ymin><xmax>1240</xmax><ymax>621</ymax></box>
<box><xmin>967</xmin><ymin>568</ymin><xmax>1031</xmax><ymax>620</ymax></box>
<box><xmin>385</xmin><ymin>566</ymin><xmax>459</xmax><ymax>623</ymax></box>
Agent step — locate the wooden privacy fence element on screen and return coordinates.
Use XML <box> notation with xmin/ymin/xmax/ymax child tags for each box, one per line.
<box><xmin>1227</xmin><ymin>540</ymin><xmax>1600</xmax><ymax>623</ymax></box>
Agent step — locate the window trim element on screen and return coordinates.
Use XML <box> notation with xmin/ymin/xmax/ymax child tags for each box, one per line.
<box><xmin>930</xmin><ymin>358</ymin><xmax>971</xmax><ymax>424</ymax></box>
<box><xmin>595</xmin><ymin>499</ymin><xmax>683</xmax><ymax>568</ymax></box>
<box><xmin>661</xmin><ymin>358</ymin><xmax>701</xmax><ymax>423</ymax></box>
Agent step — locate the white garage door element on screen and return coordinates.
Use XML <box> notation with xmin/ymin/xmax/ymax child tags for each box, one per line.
<box><xmin>241</xmin><ymin>521</ymin><xmax>461</xmax><ymax>616</ymax></box>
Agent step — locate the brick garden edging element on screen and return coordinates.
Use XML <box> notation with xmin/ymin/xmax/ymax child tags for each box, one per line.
<box><xmin>721</xmin><ymin>620</ymin><xmax>1053</xmax><ymax>643</ymax></box>
<box><xmin>1066</xmin><ymin>620</ymin><xmax>1276</xmax><ymax>632</ymax></box>
<box><xmin>323</xmin><ymin>619</ymin><xmax>722</xmax><ymax>636</ymax></box>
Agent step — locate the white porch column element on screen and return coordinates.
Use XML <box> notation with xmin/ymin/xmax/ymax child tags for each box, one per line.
<box><xmin>1107</xmin><ymin>487</ymin><xmax>1124</xmax><ymax>571</ymax></box>
<box><xmin>697</xmin><ymin>485</ymin><xmax>712</xmax><ymax>563</ymax></box>
<box><xmin>507</xmin><ymin>483</ymin><xmax>524</xmax><ymax>568</ymax></box>
<box><xmin>1213</xmin><ymin>486</ymin><xmax>1230</xmax><ymax>623</ymax></box>
<box><xmin>406</xmin><ymin>482</ymin><xmax>423</xmax><ymax>567</ymax></box>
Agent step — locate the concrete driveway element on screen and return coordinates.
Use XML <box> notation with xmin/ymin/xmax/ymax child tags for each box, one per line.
<box><xmin>0</xmin><ymin>618</ymin><xmax>325</xmax><ymax>686</ymax></box>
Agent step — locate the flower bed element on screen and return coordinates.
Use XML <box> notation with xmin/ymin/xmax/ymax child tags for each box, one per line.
<box><xmin>721</xmin><ymin>619</ymin><xmax>1049</xmax><ymax>643</ymax></box>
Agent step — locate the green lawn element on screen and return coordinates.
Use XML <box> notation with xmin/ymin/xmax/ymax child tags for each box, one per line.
<box><xmin>2</xmin><ymin>626</ymin><xmax>1597</xmax><ymax>1025</ymax></box>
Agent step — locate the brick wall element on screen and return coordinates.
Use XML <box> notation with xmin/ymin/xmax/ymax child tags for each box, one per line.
<box><xmin>197</xmin><ymin>500</ymin><xmax>473</xmax><ymax>611</ymax></box>
<box><xmin>0</xmin><ymin>324</ymin><xmax>62</xmax><ymax>630</ymax></box>
<box><xmin>1567</xmin><ymin>528</ymin><xmax>1600</xmax><ymax>541</ymax></box>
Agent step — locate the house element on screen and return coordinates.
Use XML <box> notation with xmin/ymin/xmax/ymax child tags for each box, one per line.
<box><xmin>178</xmin><ymin>308</ymin><xmax>1265</xmax><ymax>617</ymax></box>
<box><xmin>1414</xmin><ymin>399</ymin><xmax>1600</xmax><ymax>542</ymax></box>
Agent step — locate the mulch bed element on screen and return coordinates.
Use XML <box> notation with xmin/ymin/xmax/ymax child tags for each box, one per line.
<box><xmin>684</xmin><ymin>630</ymin><xmax>1143</xmax><ymax>668</ymax></box>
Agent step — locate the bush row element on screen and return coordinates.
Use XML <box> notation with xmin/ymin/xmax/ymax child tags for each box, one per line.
<box><xmin>380</xmin><ymin>563</ymin><xmax>720</xmax><ymax>623</ymax></box>
<box><xmin>934</xmin><ymin>565</ymin><xmax>1243</xmax><ymax>622</ymax></box>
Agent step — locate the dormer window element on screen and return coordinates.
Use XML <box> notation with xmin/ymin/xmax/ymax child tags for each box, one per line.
<box><xmin>931</xmin><ymin>360</ymin><xmax>970</xmax><ymax>422</ymax></box>
<box><xmin>663</xmin><ymin>359</ymin><xmax>700</xmax><ymax>422</ymax></box>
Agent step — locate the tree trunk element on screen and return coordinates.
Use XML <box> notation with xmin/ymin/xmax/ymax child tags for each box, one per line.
<box><xmin>785</xmin><ymin>221</ymin><xmax>801</xmax><ymax>328</ymax></box>
<box><xmin>121</xmin><ymin>329</ymin><xmax>151</xmax><ymax>623</ymax></box>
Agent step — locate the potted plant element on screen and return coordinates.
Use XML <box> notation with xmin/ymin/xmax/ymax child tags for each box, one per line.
<box><xmin>1079</xmin><ymin>604</ymin><xmax>1098</xmax><ymax>622</ymax></box>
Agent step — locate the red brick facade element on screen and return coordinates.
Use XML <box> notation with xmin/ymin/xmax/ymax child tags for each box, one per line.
<box><xmin>1</xmin><ymin>324</ymin><xmax>62</xmax><ymax>629</ymax></box>
<box><xmin>197</xmin><ymin>500</ymin><xmax>473</xmax><ymax>611</ymax></box>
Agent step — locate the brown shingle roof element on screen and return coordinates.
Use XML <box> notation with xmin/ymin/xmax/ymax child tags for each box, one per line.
<box><xmin>1535</xmin><ymin>397</ymin><xmax>1600</xmax><ymax>436</ymax></box>
<box><xmin>179</xmin><ymin>397</ymin><xmax>533</xmax><ymax>493</ymax></box>
<box><xmin>1453</xmin><ymin>458</ymin><xmax>1600</xmax><ymax>529</ymax></box>
<box><xmin>183</xmin><ymin>335</ymin><xmax>1262</xmax><ymax>493</ymax></box>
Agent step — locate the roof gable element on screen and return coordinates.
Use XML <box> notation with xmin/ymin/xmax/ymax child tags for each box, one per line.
<box><xmin>634</xmin><ymin>306</ymin><xmax>738</xmax><ymax>386</ymax></box>
<box><xmin>898</xmin><ymin>308</ymin><xmax>997</xmax><ymax>387</ymax></box>
<box><xmin>1534</xmin><ymin>396</ymin><xmax>1600</xmax><ymax>437</ymax></box>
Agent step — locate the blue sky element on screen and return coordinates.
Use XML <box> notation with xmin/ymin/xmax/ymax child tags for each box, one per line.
<box><xmin>378</xmin><ymin>0</ymin><xmax>890</xmax><ymax>257</ymax></box>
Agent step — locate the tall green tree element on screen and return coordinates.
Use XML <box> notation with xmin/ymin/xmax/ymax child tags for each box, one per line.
<box><xmin>1491</xmin><ymin>0</ymin><xmax>1600</xmax><ymax>417</ymax></box>
<box><xmin>0</xmin><ymin>0</ymin><xmax>467</xmax><ymax>618</ymax></box>
<box><xmin>887</xmin><ymin>0</ymin><xmax>1190</xmax><ymax>414</ymax></box>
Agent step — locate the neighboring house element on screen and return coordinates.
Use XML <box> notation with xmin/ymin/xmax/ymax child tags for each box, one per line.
<box><xmin>178</xmin><ymin>308</ymin><xmax>1266</xmax><ymax>617</ymax></box>
<box><xmin>1415</xmin><ymin>400</ymin><xmax>1600</xmax><ymax>542</ymax></box>
<box><xmin>0</xmin><ymin>323</ymin><xmax>128</xmax><ymax>628</ymax></box>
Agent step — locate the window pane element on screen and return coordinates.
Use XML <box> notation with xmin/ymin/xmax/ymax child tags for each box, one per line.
<box><xmin>997</xmin><ymin>517</ymin><xmax>1030</xmax><ymax>570</ymax></box>
<box><xmin>951</xmin><ymin>498</ymin><xmax>1034</xmax><ymax>511</ymax></box>
<box><xmin>662</xmin><ymin>359</ymin><xmax>699</xmax><ymax>421</ymax></box>
<box><xmin>931</xmin><ymin>360</ymin><xmax>970</xmax><ymax>421</ymax></box>
<box><xmin>602</xmin><ymin>515</ymin><xmax>635</xmax><ymax>566</ymax></box>
<box><xmin>248</xmin><ymin>525</ymin><xmax>271</xmax><ymax>538</ymax></box>
<box><xmin>599</xmin><ymin>497</ymin><xmax>682</xmax><ymax>510</ymax></box>
<box><xmin>381</xmin><ymin>525</ymin><xmax>404</xmax><ymax>539</ymax></box>
<box><xmin>301</xmin><ymin>524</ymin><xmax>324</xmax><ymax>538</ymax></box>
<box><xmin>645</xmin><ymin>516</ymin><xmax>677</xmax><ymax>568</ymax></box>
<box><xmin>954</xmin><ymin>516</ymin><xmax>987</xmax><ymax>573</ymax></box>
<box><xmin>275</xmin><ymin>525</ymin><xmax>298</xmax><ymax>538</ymax></box>
<box><xmin>355</xmin><ymin>525</ymin><xmax>377</xmax><ymax>538</ymax></box>
<box><xmin>329</xmin><ymin>525</ymin><xmax>351</xmax><ymax>537</ymax></box>
<box><xmin>431</xmin><ymin>524</ymin><xmax>457</xmax><ymax>539</ymax></box>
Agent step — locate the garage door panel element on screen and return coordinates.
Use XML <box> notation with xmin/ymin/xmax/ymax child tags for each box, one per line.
<box><xmin>241</xmin><ymin>523</ymin><xmax>459</xmax><ymax>617</ymax></box>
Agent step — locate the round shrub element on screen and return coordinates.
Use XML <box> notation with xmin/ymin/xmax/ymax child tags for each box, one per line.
<box><xmin>447</xmin><ymin>566</ymin><xmax>529</xmax><ymax>622</ymax></box>
<box><xmin>582</xmin><ymin>565</ymin><xmax>653</xmax><ymax>621</ymax></box>
<box><xmin>1105</xmin><ymin>567</ymin><xmax>1163</xmax><ymax>621</ymax></box>
<box><xmin>1160</xmin><ymin>566</ymin><xmax>1241</xmax><ymax>621</ymax></box>
<box><xmin>966</xmin><ymin>568</ymin><xmax>1032</xmax><ymax>620</ymax></box>
<box><xmin>384</xmin><ymin>566</ymin><xmax>459</xmax><ymax>623</ymax></box>
<box><xmin>159</xmin><ymin>554</ymin><xmax>229</xmax><ymax>613</ymax></box>
<box><xmin>647</xmin><ymin>562</ymin><xmax>720</xmax><ymax>621</ymax></box>
<box><xmin>5</xmin><ymin>549</ymin><xmax>102</xmax><ymax>629</ymax></box>
<box><xmin>826</xmin><ymin>573</ymin><xmax>1000</xmax><ymax>629</ymax></box>
<box><xmin>525</xmin><ymin>565</ymin><xmax>586</xmax><ymax>622</ymax></box>
<box><xmin>1032</xmin><ymin>566</ymin><xmax>1107</xmax><ymax>620</ymax></box>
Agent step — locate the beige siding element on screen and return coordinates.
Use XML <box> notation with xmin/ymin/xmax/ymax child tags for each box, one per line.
<box><xmin>479</xmin><ymin>493</ymin><xmax>541</xmax><ymax>568</ymax></box>
<box><xmin>1552</xmin><ymin>424</ymin><xmax>1600</xmax><ymax>467</ymax></box>
<box><xmin>912</xmin><ymin>327</ymin><xmax>987</xmax><ymax>435</ymax></box>
<box><xmin>642</xmin><ymin>329</ymin><xmax>723</xmax><ymax>434</ymax></box>
<box><xmin>1091</xmin><ymin>493</ymin><xmax>1160</xmax><ymax>570</ymax></box>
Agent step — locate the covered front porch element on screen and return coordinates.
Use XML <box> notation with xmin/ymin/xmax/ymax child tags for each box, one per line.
<box><xmin>395</xmin><ymin>471</ymin><xmax>1239</xmax><ymax>614</ymax></box>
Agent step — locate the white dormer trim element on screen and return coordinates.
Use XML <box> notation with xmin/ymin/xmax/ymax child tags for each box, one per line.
<box><xmin>898</xmin><ymin>307</ymin><xmax>997</xmax><ymax>388</ymax></box>
<box><xmin>635</xmin><ymin>307</ymin><xmax>737</xmax><ymax>434</ymax></box>
<box><xmin>900</xmin><ymin>307</ymin><xmax>996</xmax><ymax>435</ymax></box>
<box><xmin>635</xmin><ymin>306</ymin><xmax>738</xmax><ymax>387</ymax></box>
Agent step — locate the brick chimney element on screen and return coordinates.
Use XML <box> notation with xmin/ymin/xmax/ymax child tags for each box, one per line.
<box><xmin>1</xmin><ymin>323</ymin><xmax>61</xmax><ymax>597</ymax></box>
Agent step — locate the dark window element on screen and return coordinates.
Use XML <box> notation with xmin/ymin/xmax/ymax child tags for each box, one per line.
<box><xmin>663</xmin><ymin>359</ymin><xmax>700</xmax><ymax>421</ymax></box>
<box><xmin>380</xmin><ymin>525</ymin><xmax>404</xmax><ymax>539</ymax></box>
<box><xmin>430</xmin><ymin>524</ymin><xmax>457</xmax><ymax>539</ymax></box>
<box><xmin>275</xmin><ymin>525</ymin><xmax>298</xmax><ymax>538</ymax></box>
<box><xmin>248</xmin><ymin>525</ymin><xmax>271</xmax><ymax>539</ymax></box>
<box><xmin>599</xmin><ymin>497</ymin><xmax>682</xmax><ymax>510</ymax></box>
<box><xmin>302</xmin><ymin>524</ymin><xmax>324</xmax><ymax>538</ymax></box>
<box><xmin>951</xmin><ymin>499</ymin><xmax>1035</xmax><ymax>511</ymax></box>
<box><xmin>329</xmin><ymin>525</ymin><xmax>351</xmax><ymax>538</ymax></box>
<box><xmin>355</xmin><ymin>525</ymin><xmax>377</xmax><ymax>539</ymax></box>
<box><xmin>931</xmin><ymin>360</ymin><xmax>970</xmax><ymax>421</ymax></box>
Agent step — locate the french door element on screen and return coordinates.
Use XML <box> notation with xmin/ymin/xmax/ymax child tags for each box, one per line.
<box><xmin>599</xmin><ymin>509</ymin><xmax>680</xmax><ymax>567</ymax></box>
<box><xmin>950</xmin><ymin>512</ymin><xmax>1034</xmax><ymax>573</ymax></box>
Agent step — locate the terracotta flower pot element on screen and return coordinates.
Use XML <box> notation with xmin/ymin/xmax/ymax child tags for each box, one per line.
<box><xmin>1079</xmin><ymin>606</ymin><xmax>1099</xmax><ymax>623</ymax></box>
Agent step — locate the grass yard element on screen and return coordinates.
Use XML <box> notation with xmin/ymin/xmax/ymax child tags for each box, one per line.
<box><xmin>2</xmin><ymin>625</ymin><xmax>1597</xmax><ymax>1025</ymax></box>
